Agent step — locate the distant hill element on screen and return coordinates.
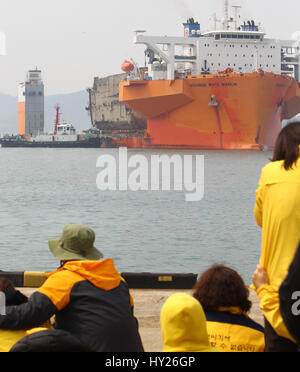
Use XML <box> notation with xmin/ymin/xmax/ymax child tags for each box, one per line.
<box><xmin>0</xmin><ymin>91</ymin><xmax>92</xmax><ymax>135</ymax></box>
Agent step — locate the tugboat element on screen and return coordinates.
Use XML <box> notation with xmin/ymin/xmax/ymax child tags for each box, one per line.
<box><xmin>0</xmin><ymin>105</ymin><xmax>104</xmax><ymax>148</ymax></box>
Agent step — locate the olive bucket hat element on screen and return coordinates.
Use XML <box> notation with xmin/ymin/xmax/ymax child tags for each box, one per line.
<box><xmin>48</xmin><ymin>224</ymin><xmax>104</xmax><ymax>261</ymax></box>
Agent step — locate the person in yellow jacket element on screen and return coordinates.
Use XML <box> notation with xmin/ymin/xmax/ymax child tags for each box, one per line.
<box><xmin>252</xmin><ymin>265</ymin><xmax>298</xmax><ymax>351</ymax></box>
<box><xmin>0</xmin><ymin>278</ymin><xmax>50</xmax><ymax>352</ymax></box>
<box><xmin>193</xmin><ymin>265</ymin><xmax>265</xmax><ymax>352</ymax></box>
<box><xmin>160</xmin><ymin>293</ymin><xmax>218</xmax><ymax>353</ymax></box>
<box><xmin>253</xmin><ymin>121</ymin><xmax>300</xmax><ymax>351</ymax></box>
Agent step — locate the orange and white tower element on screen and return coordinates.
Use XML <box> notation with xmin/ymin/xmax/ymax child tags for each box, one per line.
<box><xmin>18</xmin><ymin>68</ymin><xmax>44</xmax><ymax>136</ymax></box>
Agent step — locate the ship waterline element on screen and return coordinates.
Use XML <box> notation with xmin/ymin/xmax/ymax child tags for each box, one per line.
<box><xmin>119</xmin><ymin>72</ymin><xmax>298</xmax><ymax>150</ymax></box>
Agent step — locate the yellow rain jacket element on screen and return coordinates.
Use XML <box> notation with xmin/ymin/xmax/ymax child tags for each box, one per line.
<box><xmin>0</xmin><ymin>330</ymin><xmax>28</xmax><ymax>353</ymax></box>
<box><xmin>160</xmin><ymin>293</ymin><xmax>218</xmax><ymax>353</ymax></box>
<box><xmin>254</xmin><ymin>158</ymin><xmax>300</xmax><ymax>341</ymax></box>
<box><xmin>205</xmin><ymin>307</ymin><xmax>265</xmax><ymax>352</ymax></box>
<box><xmin>0</xmin><ymin>328</ymin><xmax>49</xmax><ymax>353</ymax></box>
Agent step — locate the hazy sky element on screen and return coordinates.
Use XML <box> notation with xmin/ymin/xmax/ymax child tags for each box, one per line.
<box><xmin>0</xmin><ymin>0</ymin><xmax>299</xmax><ymax>96</ymax></box>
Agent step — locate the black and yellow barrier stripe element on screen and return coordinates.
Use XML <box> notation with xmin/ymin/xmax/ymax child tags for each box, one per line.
<box><xmin>122</xmin><ymin>273</ymin><xmax>198</xmax><ymax>290</ymax></box>
<box><xmin>0</xmin><ymin>272</ymin><xmax>49</xmax><ymax>288</ymax></box>
<box><xmin>0</xmin><ymin>271</ymin><xmax>198</xmax><ymax>290</ymax></box>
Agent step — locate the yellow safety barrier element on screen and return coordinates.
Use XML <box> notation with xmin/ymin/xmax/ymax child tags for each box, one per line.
<box><xmin>24</xmin><ymin>272</ymin><xmax>48</xmax><ymax>288</ymax></box>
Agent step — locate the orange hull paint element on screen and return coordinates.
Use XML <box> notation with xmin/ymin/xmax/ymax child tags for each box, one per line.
<box><xmin>119</xmin><ymin>72</ymin><xmax>299</xmax><ymax>150</ymax></box>
<box><xmin>18</xmin><ymin>102</ymin><xmax>26</xmax><ymax>136</ymax></box>
<box><xmin>283</xmin><ymin>82</ymin><xmax>300</xmax><ymax>120</ymax></box>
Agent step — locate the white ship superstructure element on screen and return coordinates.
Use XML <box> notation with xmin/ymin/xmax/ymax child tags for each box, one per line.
<box><xmin>135</xmin><ymin>1</ymin><xmax>299</xmax><ymax>82</ymax></box>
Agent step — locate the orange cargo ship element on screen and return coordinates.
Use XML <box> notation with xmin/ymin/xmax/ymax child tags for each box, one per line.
<box><xmin>119</xmin><ymin>72</ymin><xmax>299</xmax><ymax>150</ymax></box>
<box><xmin>117</xmin><ymin>1</ymin><xmax>300</xmax><ymax>150</ymax></box>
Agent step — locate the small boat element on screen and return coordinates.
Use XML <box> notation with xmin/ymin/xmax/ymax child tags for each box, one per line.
<box><xmin>0</xmin><ymin>105</ymin><xmax>103</xmax><ymax>148</ymax></box>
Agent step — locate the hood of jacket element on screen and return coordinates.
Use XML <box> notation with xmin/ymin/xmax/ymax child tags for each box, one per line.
<box><xmin>160</xmin><ymin>293</ymin><xmax>217</xmax><ymax>352</ymax></box>
<box><xmin>51</xmin><ymin>259</ymin><xmax>122</xmax><ymax>291</ymax></box>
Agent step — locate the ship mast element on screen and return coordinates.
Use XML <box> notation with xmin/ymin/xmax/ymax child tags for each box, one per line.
<box><xmin>223</xmin><ymin>0</ymin><xmax>229</xmax><ymax>30</ymax></box>
<box><xmin>222</xmin><ymin>1</ymin><xmax>241</xmax><ymax>31</ymax></box>
<box><xmin>54</xmin><ymin>104</ymin><xmax>61</xmax><ymax>135</ymax></box>
<box><xmin>232</xmin><ymin>5</ymin><xmax>242</xmax><ymax>31</ymax></box>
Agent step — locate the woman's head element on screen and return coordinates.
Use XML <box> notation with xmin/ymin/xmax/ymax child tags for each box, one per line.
<box><xmin>273</xmin><ymin>122</ymin><xmax>300</xmax><ymax>170</ymax></box>
<box><xmin>193</xmin><ymin>265</ymin><xmax>252</xmax><ymax>313</ymax></box>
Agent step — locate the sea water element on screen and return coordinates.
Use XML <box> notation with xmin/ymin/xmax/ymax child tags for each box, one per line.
<box><xmin>0</xmin><ymin>148</ymin><xmax>271</xmax><ymax>283</ymax></box>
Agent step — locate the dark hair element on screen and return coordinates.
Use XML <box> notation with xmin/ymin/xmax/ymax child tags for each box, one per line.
<box><xmin>0</xmin><ymin>278</ymin><xmax>28</xmax><ymax>306</ymax></box>
<box><xmin>193</xmin><ymin>265</ymin><xmax>252</xmax><ymax>313</ymax></box>
<box><xmin>0</xmin><ymin>278</ymin><xmax>15</xmax><ymax>292</ymax></box>
<box><xmin>272</xmin><ymin>122</ymin><xmax>300</xmax><ymax>170</ymax></box>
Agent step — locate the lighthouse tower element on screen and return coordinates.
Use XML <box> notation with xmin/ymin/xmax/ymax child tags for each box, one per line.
<box><xmin>18</xmin><ymin>68</ymin><xmax>44</xmax><ymax>136</ymax></box>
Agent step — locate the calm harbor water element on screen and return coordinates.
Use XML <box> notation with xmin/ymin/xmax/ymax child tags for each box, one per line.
<box><xmin>0</xmin><ymin>148</ymin><xmax>271</xmax><ymax>283</ymax></box>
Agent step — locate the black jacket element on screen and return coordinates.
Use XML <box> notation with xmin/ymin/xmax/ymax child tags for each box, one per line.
<box><xmin>10</xmin><ymin>329</ymin><xmax>89</xmax><ymax>352</ymax></box>
<box><xmin>0</xmin><ymin>260</ymin><xmax>144</xmax><ymax>352</ymax></box>
<box><xmin>279</xmin><ymin>243</ymin><xmax>300</xmax><ymax>343</ymax></box>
